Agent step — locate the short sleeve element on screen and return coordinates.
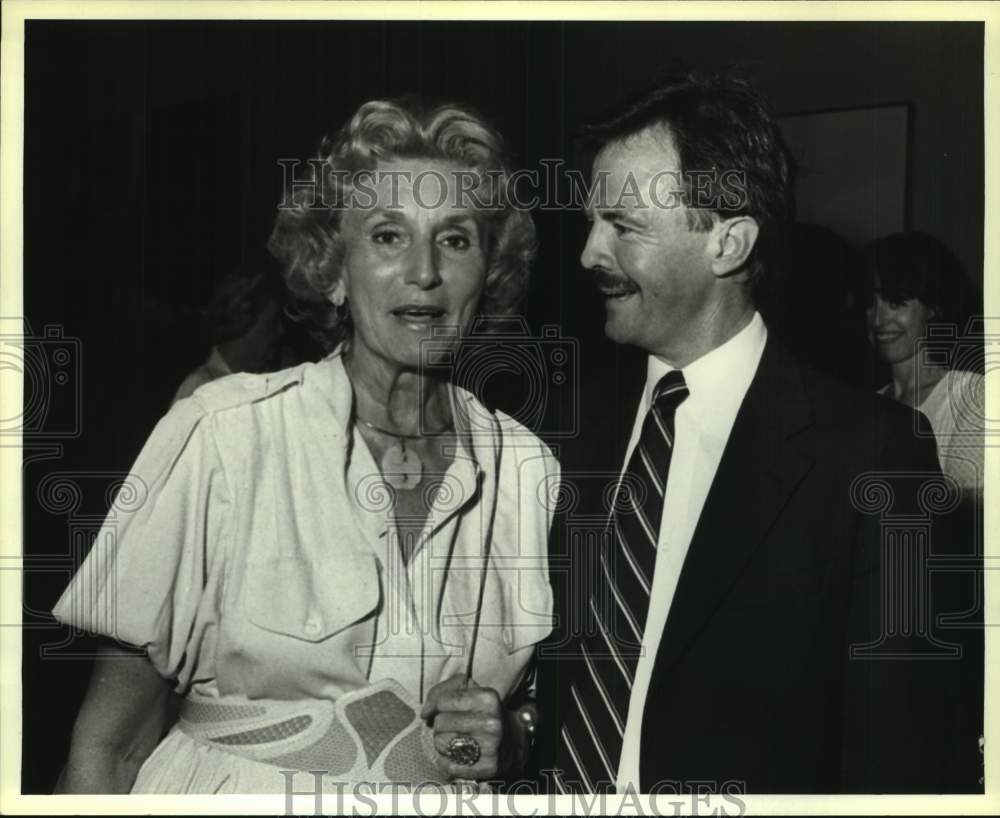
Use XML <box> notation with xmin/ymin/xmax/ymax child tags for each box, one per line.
<box><xmin>52</xmin><ymin>397</ymin><xmax>232</xmax><ymax>685</ymax></box>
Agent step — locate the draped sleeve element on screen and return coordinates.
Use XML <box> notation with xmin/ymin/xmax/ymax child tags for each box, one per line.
<box><xmin>52</xmin><ymin>396</ymin><xmax>233</xmax><ymax>689</ymax></box>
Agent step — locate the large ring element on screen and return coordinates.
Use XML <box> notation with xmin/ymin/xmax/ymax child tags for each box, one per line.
<box><xmin>446</xmin><ymin>734</ymin><xmax>481</xmax><ymax>766</ymax></box>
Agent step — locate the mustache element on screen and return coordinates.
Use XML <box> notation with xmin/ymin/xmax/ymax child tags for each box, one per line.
<box><xmin>591</xmin><ymin>269</ymin><xmax>635</xmax><ymax>290</ymax></box>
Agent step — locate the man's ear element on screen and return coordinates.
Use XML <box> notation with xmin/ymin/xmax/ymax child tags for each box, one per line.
<box><xmin>709</xmin><ymin>216</ymin><xmax>760</xmax><ymax>278</ymax></box>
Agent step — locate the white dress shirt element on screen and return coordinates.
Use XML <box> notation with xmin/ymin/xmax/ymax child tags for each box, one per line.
<box><xmin>616</xmin><ymin>312</ymin><xmax>767</xmax><ymax>792</ymax></box>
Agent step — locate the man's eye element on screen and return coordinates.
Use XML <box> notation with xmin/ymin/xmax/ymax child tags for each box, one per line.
<box><xmin>613</xmin><ymin>222</ymin><xmax>634</xmax><ymax>236</ymax></box>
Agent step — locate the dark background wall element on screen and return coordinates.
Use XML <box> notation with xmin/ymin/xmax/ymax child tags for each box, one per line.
<box><xmin>22</xmin><ymin>20</ymin><xmax>983</xmax><ymax>792</ymax></box>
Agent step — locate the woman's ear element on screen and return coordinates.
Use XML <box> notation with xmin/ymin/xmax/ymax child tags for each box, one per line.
<box><xmin>709</xmin><ymin>216</ymin><xmax>760</xmax><ymax>278</ymax></box>
<box><xmin>327</xmin><ymin>278</ymin><xmax>346</xmax><ymax>307</ymax></box>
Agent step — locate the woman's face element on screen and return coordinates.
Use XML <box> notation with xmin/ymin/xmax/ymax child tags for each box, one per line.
<box><xmin>866</xmin><ymin>277</ymin><xmax>936</xmax><ymax>365</ymax></box>
<box><xmin>338</xmin><ymin>158</ymin><xmax>488</xmax><ymax>370</ymax></box>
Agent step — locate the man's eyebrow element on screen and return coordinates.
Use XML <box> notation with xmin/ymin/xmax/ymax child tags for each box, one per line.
<box><xmin>596</xmin><ymin>208</ymin><xmax>646</xmax><ymax>224</ymax></box>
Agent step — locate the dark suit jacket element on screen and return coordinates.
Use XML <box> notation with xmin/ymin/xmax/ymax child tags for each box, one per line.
<box><xmin>535</xmin><ymin>336</ymin><xmax>983</xmax><ymax>794</ymax></box>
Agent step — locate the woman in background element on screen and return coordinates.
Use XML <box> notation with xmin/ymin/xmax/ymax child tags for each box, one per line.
<box><xmin>863</xmin><ymin>231</ymin><xmax>984</xmax><ymax>500</ymax></box>
<box><xmin>54</xmin><ymin>99</ymin><xmax>555</xmax><ymax>793</ymax></box>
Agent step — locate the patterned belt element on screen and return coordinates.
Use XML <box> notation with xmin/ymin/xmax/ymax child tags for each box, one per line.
<box><xmin>177</xmin><ymin>679</ymin><xmax>446</xmax><ymax>785</ymax></box>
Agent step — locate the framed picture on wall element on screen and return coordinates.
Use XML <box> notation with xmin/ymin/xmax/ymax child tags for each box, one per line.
<box><xmin>778</xmin><ymin>103</ymin><xmax>910</xmax><ymax>247</ymax></box>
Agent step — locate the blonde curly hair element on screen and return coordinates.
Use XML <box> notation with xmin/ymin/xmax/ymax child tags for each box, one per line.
<box><xmin>268</xmin><ymin>99</ymin><xmax>537</xmax><ymax>351</ymax></box>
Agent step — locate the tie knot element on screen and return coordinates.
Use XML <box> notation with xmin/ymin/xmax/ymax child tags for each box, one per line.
<box><xmin>652</xmin><ymin>370</ymin><xmax>688</xmax><ymax>410</ymax></box>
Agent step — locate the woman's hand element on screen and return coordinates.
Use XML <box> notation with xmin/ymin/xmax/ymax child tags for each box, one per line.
<box><xmin>422</xmin><ymin>673</ymin><xmax>504</xmax><ymax>782</ymax></box>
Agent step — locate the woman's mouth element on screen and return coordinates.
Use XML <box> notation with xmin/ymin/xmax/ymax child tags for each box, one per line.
<box><xmin>390</xmin><ymin>305</ymin><xmax>447</xmax><ymax>327</ymax></box>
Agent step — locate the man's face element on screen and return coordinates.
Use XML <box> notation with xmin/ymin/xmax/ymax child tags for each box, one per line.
<box><xmin>581</xmin><ymin>127</ymin><xmax>719</xmax><ymax>364</ymax></box>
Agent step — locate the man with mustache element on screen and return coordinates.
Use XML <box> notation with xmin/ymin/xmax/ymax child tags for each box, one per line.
<box><xmin>541</xmin><ymin>72</ymin><xmax>981</xmax><ymax>795</ymax></box>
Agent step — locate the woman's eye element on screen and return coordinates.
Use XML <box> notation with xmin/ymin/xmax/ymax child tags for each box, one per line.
<box><xmin>440</xmin><ymin>232</ymin><xmax>472</xmax><ymax>251</ymax></box>
<box><xmin>371</xmin><ymin>228</ymin><xmax>404</xmax><ymax>245</ymax></box>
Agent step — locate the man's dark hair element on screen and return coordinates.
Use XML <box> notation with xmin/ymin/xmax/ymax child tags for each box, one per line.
<box><xmin>582</xmin><ymin>71</ymin><xmax>792</xmax><ymax>292</ymax></box>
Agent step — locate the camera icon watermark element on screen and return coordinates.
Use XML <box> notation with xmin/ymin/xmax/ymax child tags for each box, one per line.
<box><xmin>417</xmin><ymin>316</ymin><xmax>579</xmax><ymax>439</ymax></box>
<box><xmin>0</xmin><ymin>317</ymin><xmax>82</xmax><ymax>440</ymax></box>
<box><xmin>914</xmin><ymin>315</ymin><xmax>996</xmax><ymax>444</ymax></box>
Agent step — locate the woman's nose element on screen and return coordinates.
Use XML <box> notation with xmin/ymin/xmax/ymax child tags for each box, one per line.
<box><xmin>872</xmin><ymin>297</ymin><xmax>893</xmax><ymax>325</ymax></box>
<box><xmin>405</xmin><ymin>242</ymin><xmax>443</xmax><ymax>289</ymax></box>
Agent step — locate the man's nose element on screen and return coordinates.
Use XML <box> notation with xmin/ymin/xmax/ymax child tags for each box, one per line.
<box><xmin>405</xmin><ymin>241</ymin><xmax>443</xmax><ymax>288</ymax></box>
<box><xmin>580</xmin><ymin>222</ymin><xmax>608</xmax><ymax>271</ymax></box>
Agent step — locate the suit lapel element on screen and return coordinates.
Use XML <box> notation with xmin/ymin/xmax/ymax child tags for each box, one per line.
<box><xmin>650</xmin><ymin>338</ymin><xmax>817</xmax><ymax>677</ymax></box>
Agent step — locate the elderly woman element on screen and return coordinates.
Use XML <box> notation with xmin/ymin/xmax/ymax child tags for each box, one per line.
<box><xmin>863</xmin><ymin>231</ymin><xmax>984</xmax><ymax>500</ymax></box>
<box><xmin>53</xmin><ymin>99</ymin><xmax>557</xmax><ymax>794</ymax></box>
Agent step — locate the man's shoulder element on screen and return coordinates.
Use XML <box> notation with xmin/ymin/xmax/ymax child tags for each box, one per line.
<box><xmin>799</xmin><ymin>357</ymin><xmax>910</xmax><ymax>423</ymax></box>
<box><xmin>760</xmin><ymin>337</ymin><xmax>909</xmax><ymax>419</ymax></box>
<box><xmin>763</xmin><ymin>342</ymin><xmax>935</xmax><ymax>461</ymax></box>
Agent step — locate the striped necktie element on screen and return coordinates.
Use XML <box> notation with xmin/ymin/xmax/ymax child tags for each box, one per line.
<box><xmin>557</xmin><ymin>369</ymin><xmax>688</xmax><ymax>794</ymax></box>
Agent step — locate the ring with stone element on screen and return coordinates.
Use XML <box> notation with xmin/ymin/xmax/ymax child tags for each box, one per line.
<box><xmin>446</xmin><ymin>734</ymin><xmax>481</xmax><ymax>766</ymax></box>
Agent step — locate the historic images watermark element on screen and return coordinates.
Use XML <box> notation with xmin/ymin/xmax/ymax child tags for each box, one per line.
<box><xmin>280</xmin><ymin>771</ymin><xmax>748</xmax><ymax>816</ymax></box>
<box><xmin>276</xmin><ymin>161</ymin><xmax>749</xmax><ymax>214</ymax></box>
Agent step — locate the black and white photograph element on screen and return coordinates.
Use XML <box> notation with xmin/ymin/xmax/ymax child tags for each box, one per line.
<box><xmin>1</xmin><ymin>1</ymin><xmax>995</xmax><ymax>813</ymax></box>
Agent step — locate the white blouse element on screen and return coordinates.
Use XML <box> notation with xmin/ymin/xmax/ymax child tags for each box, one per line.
<box><xmin>53</xmin><ymin>348</ymin><xmax>558</xmax><ymax>708</ymax></box>
<box><xmin>879</xmin><ymin>369</ymin><xmax>985</xmax><ymax>496</ymax></box>
<box><xmin>917</xmin><ymin>369</ymin><xmax>985</xmax><ymax>497</ymax></box>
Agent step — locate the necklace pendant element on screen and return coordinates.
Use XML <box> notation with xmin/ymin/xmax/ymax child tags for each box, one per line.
<box><xmin>381</xmin><ymin>441</ymin><xmax>422</xmax><ymax>490</ymax></box>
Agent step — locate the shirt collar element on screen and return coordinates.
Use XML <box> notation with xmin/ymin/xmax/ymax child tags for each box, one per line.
<box><xmin>643</xmin><ymin>311</ymin><xmax>767</xmax><ymax>436</ymax></box>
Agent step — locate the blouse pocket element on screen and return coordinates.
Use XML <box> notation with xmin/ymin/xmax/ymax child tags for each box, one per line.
<box><xmin>244</xmin><ymin>554</ymin><xmax>381</xmax><ymax>642</ymax></box>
